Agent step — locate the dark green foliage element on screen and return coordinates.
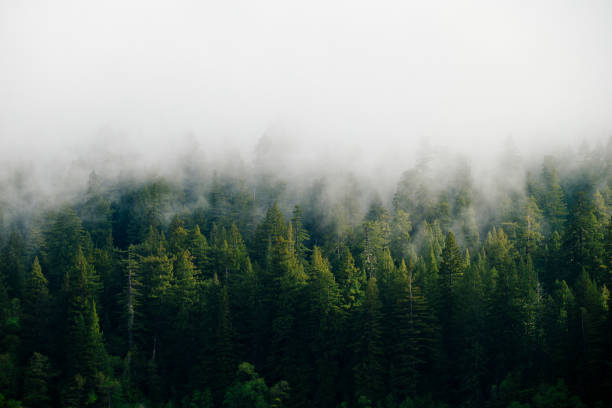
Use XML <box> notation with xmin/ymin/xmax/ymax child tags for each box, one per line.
<box><xmin>563</xmin><ymin>192</ymin><xmax>605</xmax><ymax>283</ymax></box>
<box><xmin>353</xmin><ymin>277</ymin><xmax>385</xmax><ymax>403</ymax></box>
<box><xmin>291</xmin><ymin>206</ymin><xmax>310</xmax><ymax>261</ymax></box>
<box><xmin>23</xmin><ymin>352</ymin><xmax>51</xmax><ymax>408</ymax></box>
<box><xmin>252</xmin><ymin>203</ymin><xmax>287</xmax><ymax>266</ymax></box>
<box><xmin>189</xmin><ymin>225</ymin><xmax>210</xmax><ymax>274</ymax></box>
<box><xmin>1</xmin><ymin>231</ymin><xmax>26</xmax><ymax>298</ymax></box>
<box><xmin>43</xmin><ymin>208</ymin><xmax>91</xmax><ymax>291</ymax></box>
<box><xmin>21</xmin><ymin>257</ymin><xmax>49</xmax><ymax>358</ymax></box>
<box><xmin>0</xmin><ymin>147</ymin><xmax>610</xmax><ymax>407</ymax></box>
<box><xmin>534</xmin><ymin>157</ymin><xmax>568</xmax><ymax>233</ymax></box>
<box><xmin>223</xmin><ymin>362</ymin><xmax>288</xmax><ymax>408</ymax></box>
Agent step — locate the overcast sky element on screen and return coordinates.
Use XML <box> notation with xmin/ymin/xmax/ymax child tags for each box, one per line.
<box><xmin>1</xmin><ymin>0</ymin><xmax>611</xmax><ymax>166</ymax></box>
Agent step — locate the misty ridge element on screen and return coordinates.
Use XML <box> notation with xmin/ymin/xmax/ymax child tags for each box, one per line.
<box><xmin>2</xmin><ymin>129</ymin><xmax>610</xmax><ymax>247</ymax></box>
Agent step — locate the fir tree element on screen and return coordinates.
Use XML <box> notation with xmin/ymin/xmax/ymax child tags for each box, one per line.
<box><xmin>23</xmin><ymin>352</ymin><xmax>51</xmax><ymax>408</ymax></box>
<box><xmin>353</xmin><ymin>277</ymin><xmax>385</xmax><ymax>403</ymax></box>
<box><xmin>21</xmin><ymin>257</ymin><xmax>49</xmax><ymax>358</ymax></box>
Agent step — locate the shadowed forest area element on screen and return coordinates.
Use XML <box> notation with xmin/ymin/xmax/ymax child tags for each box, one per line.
<box><xmin>0</xmin><ymin>139</ymin><xmax>611</xmax><ymax>408</ymax></box>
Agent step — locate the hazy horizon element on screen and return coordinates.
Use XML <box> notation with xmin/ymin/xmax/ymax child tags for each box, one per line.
<box><xmin>1</xmin><ymin>0</ymin><xmax>611</xmax><ymax>221</ymax></box>
<box><xmin>2</xmin><ymin>0</ymin><xmax>611</xmax><ymax>164</ymax></box>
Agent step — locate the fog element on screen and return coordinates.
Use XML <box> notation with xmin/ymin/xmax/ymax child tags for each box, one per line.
<box><xmin>1</xmin><ymin>0</ymin><xmax>611</xmax><ymax>210</ymax></box>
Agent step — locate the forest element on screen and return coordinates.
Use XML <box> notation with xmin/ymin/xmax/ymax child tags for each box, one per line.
<box><xmin>0</xmin><ymin>140</ymin><xmax>611</xmax><ymax>408</ymax></box>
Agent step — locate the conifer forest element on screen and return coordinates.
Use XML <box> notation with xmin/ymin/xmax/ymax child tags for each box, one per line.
<box><xmin>0</xmin><ymin>141</ymin><xmax>611</xmax><ymax>408</ymax></box>
<box><xmin>3</xmin><ymin>2</ymin><xmax>612</xmax><ymax>407</ymax></box>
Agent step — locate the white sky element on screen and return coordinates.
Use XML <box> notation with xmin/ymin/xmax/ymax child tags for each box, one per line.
<box><xmin>1</xmin><ymin>0</ymin><xmax>611</xmax><ymax>164</ymax></box>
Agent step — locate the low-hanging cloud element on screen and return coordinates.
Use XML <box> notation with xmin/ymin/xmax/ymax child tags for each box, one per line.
<box><xmin>0</xmin><ymin>0</ymin><xmax>611</xmax><ymax>219</ymax></box>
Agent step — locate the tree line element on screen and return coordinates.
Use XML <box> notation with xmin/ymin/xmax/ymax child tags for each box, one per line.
<box><xmin>0</xmin><ymin>142</ymin><xmax>611</xmax><ymax>407</ymax></box>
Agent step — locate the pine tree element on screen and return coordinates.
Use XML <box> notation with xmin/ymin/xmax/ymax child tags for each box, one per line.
<box><xmin>604</xmin><ymin>216</ymin><xmax>612</xmax><ymax>287</ymax></box>
<box><xmin>362</xmin><ymin>201</ymin><xmax>391</xmax><ymax>280</ymax></box>
<box><xmin>563</xmin><ymin>192</ymin><xmax>605</xmax><ymax>283</ymax></box>
<box><xmin>336</xmin><ymin>246</ymin><xmax>364</xmax><ymax>312</ymax></box>
<box><xmin>0</xmin><ymin>231</ymin><xmax>26</xmax><ymax>298</ymax></box>
<box><xmin>80</xmin><ymin>183</ymin><xmax>113</xmax><ymax>250</ymax></box>
<box><xmin>438</xmin><ymin>231</ymin><xmax>464</xmax><ymax>320</ymax></box>
<box><xmin>23</xmin><ymin>352</ymin><xmax>51</xmax><ymax>408</ymax></box>
<box><xmin>542</xmin><ymin>230</ymin><xmax>563</xmax><ymax>289</ymax></box>
<box><xmin>574</xmin><ymin>269</ymin><xmax>608</xmax><ymax>399</ymax></box>
<box><xmin>539</xmin><ymin>157</ymin><xmax>568</xmax><ymax>233</ymax></box>
<box><xmin>167</xmin><ymin>215</ymin><xmax>189</xmax><ymax>254</ymax></box>
<box><xmin>213</xmin><ymin>283</ymin><xmax>235</xmax><ymax>403</ymax></box>
<box><xmin>44</xmin><ymin>208</ymin><xmax>89</xmax><ymax>291</ymax></box>
<box><xmin>389</xmin><ymin>261</ymin><xmax>437</xmax><ymax>400</ymax></box>
<box><xmin>252</xmin><ymin>203</ymin><xmax>287</xmax><ymax>266</ymax></box>
<box><xmin>542</xmin><ymin>280</ymin><xmax>575</xmax><ymax>381</ymax></box>
<box><xmin>308</xmin><ymin>247</ymin><xmax>340</xmax><ymax>407</ymax></box>
<box><xmin>122</xmin><ymin>244</ymin><xmax>140</xmax><ymax>389</ymax></box>
<box><xmin>139</xmin><ymin>252</ymin><xmax>173</xmax><ymax>382</ymax></box>
<box><xmin>520</xmin><ymin>196</ymin><xmax>544</xmax><ymax>259</ymax></box>
<box><xmin>291</xmin><ymin>205</ymin><xmax>311</xmax><ymax>261</ymax></box>
<box><xmin>267</xmin><ymin>228</ymin><xmax>308</xmax><ymax>398</ymax></box>
<box><xmin>390</xmin><ymin>209</ymin><xmax>412</xmax><ymax>261</ymax></box>
<box><xmin>353</xmin><ymin>277</ymin><xmax>385</xmax><ymax>403</ymax></box>
<box><xmin>61</xmin><ymin>247</ymin><xmax>110</xmax><ymax>407</ymax></box>
<box><xmin>226</xmin><ymin>223</ymin><xmax>250</xmax><ymax>280</ymax></box>
<box><xmin>167</xmin><ymin>249</ymin><xmax>198</xmax><ymax>390</ymax></box>
<box><xmin>189</xmin><ymin>224</ymin><xmax>210</xmax><ymax>274</ymax></box>
<box><xmin>223</xmin><ymin>223</ymin><xmax>257</xmax><ymax>363</ymax></box>
<box><xmin>454</xmin><ymin>258</ymin><xmax>488</xmax><ymax>406</ymax></box>
<box><xmin>484</xmin><ymin>228</ymin><xmax>528</xmax><ymax>385</ymax></box>
<box><xmin>436</xmin><ymin>231</ymin><xmax>465</xmax><ymax>400</ymax></box>
<box><xmin>140</xmin><ymin>225</ymin><xmax>167</xmax><ymax>257</ymax></box>
<box><xmin>172</xmin><ymin>249</ymin><xmax>197</xmax><ymax>316</ymax></box>
<box><xmin>21</xmin><ymin>257</ymin><xmax>49</xmax><ymax>358</ymax></box>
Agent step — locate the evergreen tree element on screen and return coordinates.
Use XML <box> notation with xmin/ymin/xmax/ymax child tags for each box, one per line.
<box><xmin>0</xmin><ymin>231</ymin><xmax>26</xmax><ymax>298</ymax></box>
<box><xmin>390</xmin><ymin>209</ymin><xmax>412</xmax><ymax>261</ymax></box>
<box><xmin>541</xmin><ymin>280</ymin><xmax>575</xmax><ymax>382</ymax></box>
<box><xmin>21</xmin><ymin>257</ymin><xmax>49</xmax><ymax>358</ymax></box>
<box><xmin>519</xmin><ymin>196</ymin><xmax>544</xmax><ymax>259</ymax></box>
<box><xmin>389</xmin><ymin>261</ymin><xmax>437</xmax><ymax>400</ymax></box>
<box><xmin>454</xmin><ymin>258</ymin><xmax>487</xmax><ymax>406</ymax></box>
<box><xmin>573</xmin><ymin>269</ymin><xmax>608</xmax><ymax>400</ymax></box>
<box><xmin>307</xmin><ymin>247</ymin><xmax>340</xmax><ymax>407</ymax></box>
<box><xmin>23</xmin><ymin>352</ymin><xmax>51</xmax><ymax>408</ymax></box>
<box><xmin>61</xmin><ymin>248</ymin><xmax>110</xmax><ymax>407</ymax></box>
<box><xmin>437</xmin><ymin>231</ymin><xmax>464</xmax><ymax>321</ymax></box>
<box><xmin>168</xmin><ymin>215</ymin><xmax>189</xmax><ymax>254</ymax></box>
<box><xmin>213</xmin><ymin>283</ymin><xmax>235</xmax><ymax>403</ymax></box>
<box><xmin>436</xmin><ymin>230</ymin><xmax>465</xmax><ymax>401</ymax></box>
<box><xmin>538</xmin><ymin>157</ymin><xmax>568</xmax><ymax>233</ymax></box>
<box><xmin>336</xmin><ymin>246</ymin><xmax>364</xmax><ymax>312</ymax></box>
<box><xmin>353</xmin><ymin>277</ymin><xmax>385</xmax><ymax>403</ymax></box>
<box><xmin>189</xmin><ymin>225</ymin><xmax>210</xmax><ymax>274</ymax></box>
<box><xmin>563</xmin><ymin>192</ymin><xmax>605</xmax><ymax>283</ymax></box>
<box><xmin>252</xmin><ymin>203</ymin><xmax>287</xmax><ymax>266</ymax></box>
<box><xmin>45</xmin><ymin>208</ymin><xmax>89</xmax><ymax>288</ymax></box>
<box><xmin>267</xmin><ymin>227</ymin><xmax>308</xmax><ymax>401</ymax></box>
<box><xmin>291</xmin><ymin>205</ymin><xmax>310</xmax><ymax>261</ymax></box>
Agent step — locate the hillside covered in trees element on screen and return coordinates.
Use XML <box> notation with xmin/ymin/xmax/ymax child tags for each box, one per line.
<box><xmin>0</xmin><ymin>140</ymin><xmax>611</xmax><ymax>408</ymax></box>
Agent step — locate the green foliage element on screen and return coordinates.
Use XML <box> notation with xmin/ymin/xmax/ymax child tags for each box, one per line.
<box><xmin>0</xmin><ymin>393</ymin><xmax>22</xmax><ymax>408</ymax></box>
<box><xmin>0</xmin><ymin>231</ymin><xmax>26</xmax><ymax>298</ymax></box>
<box><xmin>524</xmin><ymin>379</ymin><xmax>586</xmax><ymax>408</ymax></box>
<box><xmin>353</xmin><ymin>277</ymin><xmax>385</xmax><ymax>402</ymax></box>
<box><xmin>1</xmin><ymin>147</ymin><xmax>611</xmax><ymax>407</ymax></box>
<box><xmin>223</xmin><ymin>362</ymin><xmax>285</xmax><ymax>408</ymax></box>
<box><xmin>23</xmin><ymin>352</ymin><xmax>51</xmax><ymax>408</ymax></box>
